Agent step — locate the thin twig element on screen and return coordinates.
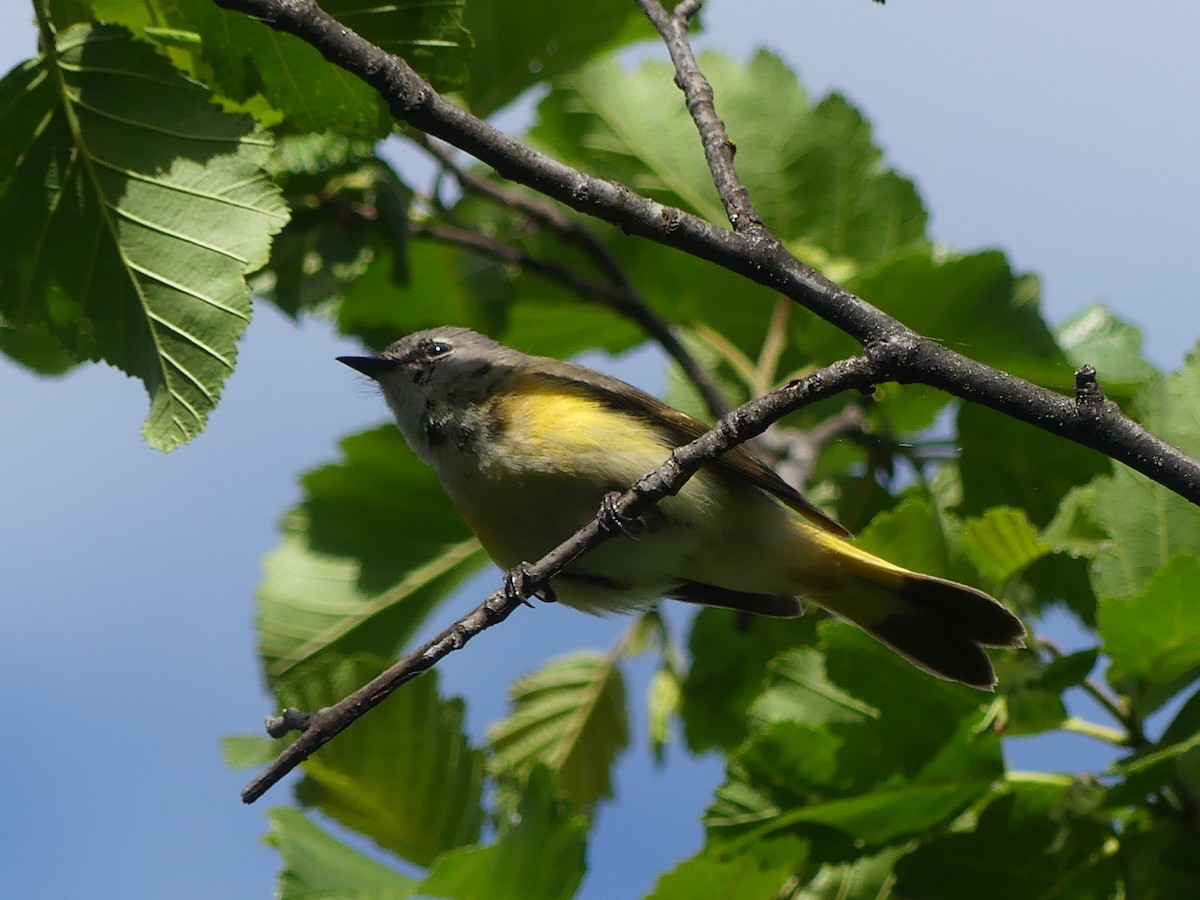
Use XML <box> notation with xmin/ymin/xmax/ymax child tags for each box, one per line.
<box><xmin>241</xmin><ymin>354</ymin><xmax>875</xmax><ymax>802</ymax></box>
<box><xmin>412</xmin><ymin>222</ymin><xmax>630</xmax><ymax>306</ymax></box>
<box><xmin>636</xmin><ymin>0</ymin><xmax>765</xmax><ymax>236</ymax></box>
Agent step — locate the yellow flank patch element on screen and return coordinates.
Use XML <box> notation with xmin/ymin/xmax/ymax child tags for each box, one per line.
<box><xmin>491</xmin><ymin>374</ymin><xmax>677</xmax><ymax>483</ymax></box>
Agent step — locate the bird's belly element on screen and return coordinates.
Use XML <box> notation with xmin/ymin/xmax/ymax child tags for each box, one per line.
<box><xmin>439</xmin><ymin>464</ymin><xmax>716</xmax><ymax>613</ymax></box>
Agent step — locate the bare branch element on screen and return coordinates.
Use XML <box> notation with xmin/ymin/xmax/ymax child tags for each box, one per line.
<box><xmin>209</xmin><ymin>0</ymin><xmax>1200</xmax><ymax>505</ymax></box>
<box><xmin>636</xmin><ymin>0</ymin><xmax>765</xmax><ymax>235</ymax></box>
<box><xmin>241</xmin><ymin>354</ymin><xmax>874</xmax><ymax>802</ymax></box>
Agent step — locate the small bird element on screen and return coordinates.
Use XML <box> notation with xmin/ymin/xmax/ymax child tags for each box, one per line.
<box><xmin>339</xmin><ymin>327</ymin><xmax>1025</xmax><ymax>688</ymax></box>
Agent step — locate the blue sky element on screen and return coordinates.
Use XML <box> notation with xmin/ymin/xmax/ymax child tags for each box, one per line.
<box><xmin>3</xmin><ymin>2</ymin><xmax>1198</xmax><ymax>897</ymax></box>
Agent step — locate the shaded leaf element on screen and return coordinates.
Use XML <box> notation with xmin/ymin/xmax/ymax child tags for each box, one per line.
<box><xmin>265</xmin><ymin>807</ymin><xmax>417</xmax><ymax>900</ymax></box>
<box><xmin>894</xmin><ymin>776</ymin><xmax>1115</xmax><ymax>900</ymax></box>
<box><xmin>1099</xmin><ymin>554</ymin><xmax>1200</xmax><ymax>711</ymax></box>
<box><xmin>957</xmin><ymin>403</ymin><xmax>1112</xmax><ymax>531</ymax></box>
<box><xmin>337</xmin><ymin>239</ymin><xmax>510</xmax><ymax>351</ymax></box>
<box><xmin>799</xmin><ymin>843</ymin><xmax>906</xmax><ymax>900</ymax></box>
<box><xmin>487</xmin><ymin>651</ymin><xmax>629</xmax><ymax>811</ymax></box>
<box><xmin>255</xmin><ymin>135</ymin><xmax>411</xmax><ymax>318</ymax></box>
<box><xmin>463</xmin><ymin>0</ymin><xmax>649</xmax><ymax>116</ymax></box>
<box><xmin>0</xmin><ymin>23</ymin><xmax>287</xmax><ymax>449</ymax></box>
<box><xmin>0</xmin><ymin>322</ymin><xmax>77</xmax><ymax>375</ymax></box>
<box><xmin>748</xmin><ymin>647</ymin><xmax>880</xmax><ymax>732</ymax></box>
<box><xmin>286</xmin><ymin>657</ymin><xmax>484</xmax><ymax>868</ymax></box>
<box><xmin>681</xmin><ymin>608</ymin><xmax>820</xmax><ymax>753</ymax></box>
<box><xmin>419</xmin><ymin>766</ymin><xmax>587</xmax><ymax>900</ymax></box>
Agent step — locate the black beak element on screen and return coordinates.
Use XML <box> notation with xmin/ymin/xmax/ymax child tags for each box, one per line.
<box><xmin>337</xmin><ymin>356</ymin><xmax>401</xmax><ymax>379</ymax></box>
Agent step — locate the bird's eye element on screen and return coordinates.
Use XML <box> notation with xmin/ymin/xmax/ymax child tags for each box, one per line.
<box><xmin>420</xmin><ymin>339</ymin><xmax>452</xmax><ymax>359</ymax></box>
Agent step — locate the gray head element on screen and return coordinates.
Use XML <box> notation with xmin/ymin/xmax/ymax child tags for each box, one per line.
<box><xmin>338</xmin><ymin>327</ymin><xmax>520</xmax><ymax>463</ymax></box>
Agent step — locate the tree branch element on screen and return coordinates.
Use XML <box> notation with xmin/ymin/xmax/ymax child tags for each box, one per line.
<box><xmin>211</xmin><ymin>0</ymin><xmax>1200</xmax><ymax>506</ymax></box>
<box><xmin>636</xmin><ymin>0</ymin><xmax>765</xmax><ymax>236</ymax></box>
<box><xmin>241</xmin><ymin>354</ymin><xmax>874</xmax><ymax>802</ymax></box>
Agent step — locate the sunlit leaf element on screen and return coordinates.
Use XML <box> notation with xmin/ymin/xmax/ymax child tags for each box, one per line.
<box><xmin>265</xmin><ymin>807</ymin><xmax>417</xmax><ymax>899</ymax></box>
<box><xmin>487</xmin><ymin>651</ymin><xmax>629</xmax><ymax>810</ymax></box>
<box><xmin>1090</xmin><ymin>348</ymin><xmax>1200</xmax><ymax>599</ymax></box>
<box><xmin>419</xmin><ymin>766</ymin><xmax>587</xmax><ymax>900</ymax></box>
<box><xmin>0</xmin><ymin>23</ymin><xmax>287</xmax><ymax>449</ymax></box>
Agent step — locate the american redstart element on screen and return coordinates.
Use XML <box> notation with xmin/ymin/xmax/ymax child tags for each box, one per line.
<box><xmin>339</xmin><ymin>326</ymin><xmax>1025</xmax><ymax>688</ymax></box>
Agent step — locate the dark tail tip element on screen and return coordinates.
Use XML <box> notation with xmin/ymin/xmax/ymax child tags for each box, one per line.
<box><xmin>900</xmin><ymin>575</ymin><xmax>1026</xmax><ymax>647</ymax></box>
<box><xmin>873</xmin><ymin>614</ymin><xmax>999</xmax><ymax>688</ymax></box>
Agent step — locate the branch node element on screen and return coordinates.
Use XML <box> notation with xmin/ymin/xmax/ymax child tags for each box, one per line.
<box><xmin>265</xmin><ymin>707</ymin><xmax>314</xmax><ymax>738</ymax></box>
<box><xmin>1074</xmin><ymin>364</ymin><xmax>1107</xmax><ymax>409</ymax></box>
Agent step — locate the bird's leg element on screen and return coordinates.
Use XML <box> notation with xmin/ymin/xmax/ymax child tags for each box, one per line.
<box><xmin>503</xmin><ymin>562</ymin><xmax>557</xmax><ymax>606</ymax></box>
<box><xmin>597</xmin><ymin>491</ymin><xmax>646</xmax><ymax>537</ymax></box>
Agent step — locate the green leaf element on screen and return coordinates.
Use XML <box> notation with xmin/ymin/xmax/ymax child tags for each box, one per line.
<box><xmin>894</xmin><ymin>776</ymin><xmax>1116</xmax><ymax>900</ymax></box>
<box><xmin>462</xmin><ymin>0</ymin><xmax>649</xmax><ymax>116</ymax></box>
<box><xmin>180</xmin><ymin>0</ymin><xmax>470</xmax><ymax>136</ymax></box>
<box><xmin>0</xmin><ymin>23</ymin><xmax>287</xmax><ymax>449</ymax></box>
<box><xmin>748</xmin><ymin>647</ymin><xmax>881</xmax><ymax>732</ymax></box>
<box><xmin>1056</xmin><ymin>303</ymin><xmax>1156</xmax><ymax>399</ymax></box>
<box><xmin>532</xmin><ymin>51</ymin><xmax>927</xmax><ymax>260</ymax></box>
<box><xmin>709</xmin><ymin>726</ymin><xmax>990</xmax><ymax>846</ymax></box>
<box><xmin>845</xmin><ymin>255</ymin><xmax>1069</xmax><ymax>385</ymax></box>
<box><xmin>336</xmin><ymin>239</ymin><xmax>510</xmax><ymax>351</ymax></box>
<box><xmin>257</xmin><ymin>427</ymin><xmax>487</xmax><ymax>689</ymax></box>
<box><xmin>958</xmin><ymin>404</ymin><xmax>1112</xmax><ymax>531</ymax></box>
<box><xmin>419</xmin><ymin>766</ymin><xmax>587</xmax><ymax>900</ymax></box>
<box><xmin>647</xmin><ymin>664</ymin><xmax>681</xmax><ymax>763</ymax></box>
<box><xmin>255</xmin><ymin>136</ymin><xmax>411</xmax><ymax>318</ymax></box>
<box><xmin>1040</xmin><ymin>484</ymin><xmax>1109</xmax><ymax>559</ymax></box>
<box><xmin>285</xmin><ymin>658</ymin><xmax>484</xmax><ymax>868</ymax></box>
<box><xmin>1119</xmin><ymin>824</ymin><xmax>1200</xmax><ymax>900</ymax></box>
<box><xmin>708</xmin><ymin>621</ymin><xmax>1002</xmax><ymax>849</ymax></box>
<box><xmin>800</xmin><ymin>843</ymin><xmax>907</xmax><ymax>900</ymax></box>
<box><xmin>1107</xmin><ymin>731</ymin><xmax>1200</xmax><ymax>808</ymax></box>
<box><xmin>1039</xmin><ymin>647</ymin><xmax>1100</xmax><ymax>693</ymax></box>
<box><xmin>960</xmin><ymin>507</ymin><xmax>1051</xmax><ymax>584</ymax></box>
<box><xmin>681</xmin><ymin>608</ymin><xmax>820</xmax><ymax>753</ymax></box>
<box><xmin>219</xmin><ymin>734</ymin><xmax>277</xmax><ymax>770</ymax></box>
<box><xmin>1090</xmin><ymin>348</ymin><xmax>1200</xmax><ymax>599</ymax></box>
<box><xmin>644</xmin><ymin>848</ymin><xmax>796</xmax><ymax>900</ymax></box>
<box><xmin>487</xmin><ymin>651</ymin><xmax>629</xmax><ymax>811</ymax></box>
<box><xmin>0</xmin><ymin>322</ymin><xmax>77</xmax><ymax>375</ymax></box>
<box><xmin>853</xmin><ymin>495</ymin><xmax>969</xmax><ymax>584</ymax></box>
<box><xmin>265</xmin><ymin>807</ymin><xmax>417</xmax><ymax>900</ymax></box>
<box><xmin>1099</xmin><ymin>554</ymin><xmax>1200</xmax><ymax>710</ymax></box>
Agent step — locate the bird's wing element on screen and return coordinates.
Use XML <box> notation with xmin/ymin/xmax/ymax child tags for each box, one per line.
<box><xmin>530</xmin><ymin>363</ymin><xmax>851</xmax><ymax>539</ymax></box>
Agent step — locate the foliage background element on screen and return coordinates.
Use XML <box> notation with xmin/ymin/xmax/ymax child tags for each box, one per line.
<box><xmin>3</xmin><ymin>1</ymin><xmax>1200</xmax><ymax>897</ymax></box>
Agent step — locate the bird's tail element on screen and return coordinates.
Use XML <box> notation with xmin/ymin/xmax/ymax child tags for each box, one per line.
<box><xmin>807</xmin><ymin>539</ymin><xmax>1026</xmax><ymax>689</ymax></box>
